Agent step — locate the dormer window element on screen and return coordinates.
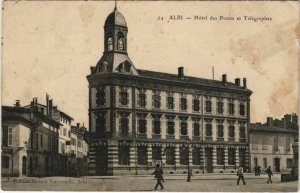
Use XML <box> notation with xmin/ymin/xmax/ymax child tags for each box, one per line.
<box><xmin>107</xmin><ymin>37</ymin><xmax>113</xmax><ymax>51</ymax></box>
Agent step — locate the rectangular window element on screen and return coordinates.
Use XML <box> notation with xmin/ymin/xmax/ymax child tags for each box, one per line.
<box><xmin>63</xmin><ymin>128</ymin><xmax>67</xmax><ymax>136</ymax></box>
<box><xmin>229</xmin><ymin>101</ymin><xmax>235</xmax><ymax>115</ymax></box>
<box><xmin>138</xmin><ymin>119</ymin><xmax>147</xmax><ymax>134</ymax></box>
<box><xmin>287</xmin><ymin>158</ymin><xmax>293</xmax><ymax>168</ymax></box>
<box><xmin>193</xmin><ymin>99</ymin><xmax>200</xmax><ymax>112</ymax></box>
<box><xmin>286</xmin><ymin>137</ymin><xmax>290</xmax><ymax>151</ymax></box>
<box><xmin>153</xmin><ymin>120</ymin><xmax>161</xmax><ymax>134</ymax></box>
<box><xmin>153</xmin><ymin>95</ymin><xmax>161</xmax><ymax>108</ymax></box>
<box><xmin>166</xmin><ymin>147</ymin><xmax>175</xmax><ymax>165</ymax></box>
<box><xmin>167</xmin><ymin>121</ymin><xmax>175</xmax><ymax>135</ymax></box>
<box><xmin>229</xmin><ymin>125</ymin><xmax>235</xmax><ymax>138</ymax></box>
<box><xmin>40</xmin><ymin>134</ymin><xmax>43</xmax><ymax>147</ymax></box>
<box><xmin>180</xmin><ymin>147</ymin><xmax>188</xmax><ymax>165</ymax></box>
<box><xmin>274</xmin><ymin>136</ymin><xmax>278</xmax><ymax>151</ymax></box>
<box><xmin>152</xmin><ymin>147</ymin><xmax>161</xmax><ymax>161</ymax></box>
<box><xmin>263</xmin><ymin>158</ymin><xmax>267</xmax><ymax>168</ymax></box>
<box><xmin>193</xmin><ymin>122</ymin><xmax>200</xmax><ymax>136</ymax></box>
<box><xmin>239</xmin><ymin>125</ymin><xmax>246</xmax><ymax>138</ymax></box>
<box><xmin>120</xmin><ymin>91</ymin><xmax>128</xmax><ymax>105</ymax></box>
<box><xmin>96</xmin><ymin>87</ymin><xmax>105</xmax><ymax>106</ymax></box>
<box><xmin>137</xmin><ymin>146</ymin><xmax>147</xmax><ymax>165</ymax></box>
<box><xmin>2</xmin><ymin>126</ymin><xmax>8</xmax><ymax>147</ymax></box>
<box><xmin>167</xmin><ymin>97</ymin><xmax>174</xmax><ymax>109</ymax></box>
<box><xmin>192</xmin><ymin>147</ymin><xmax>200</xmax><ymax>165</ymax></box>
<box><xmin>138</xmin><ymin>93</ymin><xmax>146</xmax><ymax>107</ymax></box>
<box><xmin>2</xmin><ymin>156</ymin><xmax>9</xmax><ymax>168</ymax></box>
<box><xmin>180</xmin><ymin>98</ymin><xmax>187</xmax><ymax>111</ymax></box>
<box><xmin>205</xmin><ymin>123</ymin><xmax>212</xmax><ymax>136</ymax></box>
<box><xmin>218</xmin><ymin>124</ymin><xmax>224</xmax><ymax>138</ymax></box>
<box><xmin>120</xmin><ymin>117</ymin><xmax>129</xmax><ymax>134</ymax></box>
<box><xmin>180</xmin><ymin>121</ymin><xmax>188</xmax><ymax>135</ymax></box>
<box><xmin>8</xmin><ymin>128</ymin><xmax>12</xmax><ymax>146</ymax></box>
<box><xmin>217</xmin><ymin>148</ymin><xmax>224</xmax><ymax>165</ymax></box>
<box><xmin>228</xmin><ymin>149</ymin><xmax>235</xmax><ymax>165</ymax></box>
<box><xmin>119</xmin><ymin>146</ymin><xmax>130</xmax><ymax>165</ymax></box>
<box><xmin>239</xmin><ymin>104</ymin><xmax>245</xmax><ymax>116</ymax></box>
<box><xmin>96</xmin><ymin>113</ymin><xmax>106</xmax><ymax>134</ymax></box>
<box><xmin>217</xmin><ymin>101</ymin><xmax>223</xmax><ymax>114</ymax></box>
<box><xmin>205</xmin><ymin>100</ymin><xmax>212</xmax><ymax>113</ymax></box>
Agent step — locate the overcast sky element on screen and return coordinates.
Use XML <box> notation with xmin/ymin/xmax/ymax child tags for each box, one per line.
<box><xmin>2</xmin><ymin>1</ymin><xmax>299</xmax><ymax>126</ymax></box>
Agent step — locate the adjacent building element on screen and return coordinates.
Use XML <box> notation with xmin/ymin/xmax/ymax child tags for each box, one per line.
<box><xmin>87</xmin><ymin>7</ymin><xmax>252</xmax><ymax>175</ymax></box>
<box><xmin>249</xmin><ymin>114</ymin><xmax>298</xmax><ymax>173</ymax></box>
<box><xmin>2</xmin><ymin>100</ymin><xmax>60</xmax><ymax>177</ymax></box>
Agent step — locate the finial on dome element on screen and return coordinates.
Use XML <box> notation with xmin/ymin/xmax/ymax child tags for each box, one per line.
<box><xmin>114</xmin><ymin>0</ymin><xmax>117</xmax><ymax>11</ymax></box>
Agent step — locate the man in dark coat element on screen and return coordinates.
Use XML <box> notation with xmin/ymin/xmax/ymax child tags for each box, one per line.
<box><xmin>266</xmin><ymin>166</ymin><xmax>273</xmax><ymax>183</ymax></box>
<box><xmin>187</xmin><ymin>169</ymin><xmax>194</xmax><ymax>182</ymax></box>
<box><xmin>237</xmin><ymin>166</ymin><xmax>246</xmax><ymax>185</ymax></box>
<box><xmin>257</xmin><ymin>166</ymin><xmax>261</xmax><ymax>176</ymax></box>
<box><xmin>152</xmin><ymin>164</ymin><xmax>164</xmax><ymax>190</ymax></box>
<box><xmin>254</xmin><ymin>166</ymin><xmax>258</xmax><ymax>176</ymax></box>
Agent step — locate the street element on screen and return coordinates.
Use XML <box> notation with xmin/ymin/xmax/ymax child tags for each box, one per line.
<box><xmin>1</xmin><ymin>173</ymin><xmax>298</xmax><ymax>192</ymax></box>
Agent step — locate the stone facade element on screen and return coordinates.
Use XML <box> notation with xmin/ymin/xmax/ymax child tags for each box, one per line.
<box><xmin>249</xmin><ymin>115</ymin><xmax>298</xmax><ymax>173</ymax></box>
<box><xmin>87</xmin><ymin>7</ymin><xmax>252</xmax><ymax>175</ymax></box>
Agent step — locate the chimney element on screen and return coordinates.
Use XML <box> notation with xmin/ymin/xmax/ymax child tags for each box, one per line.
<box><xmin>267</xmin><ymin>117</ymin><xmax>273</xmax><ymax>127</ymax></box>
<box><xmin>222</xmin><ymin>74</ymin><xmax>227</xmax><ymax>84</ymax></box>
<box><xmin>284</xmin><ymin>114</ymin><xmax>292</xmax><ymax>129</ymax></box>
<box><xmin>77</xmin><ymin>123</ymin><xmax>80</xmax><ymax>129</ymax></box>
<box><xmin>234</xmin><ymin>78</ymin><xmax>240</xmax><ymax>86</ymax></box>
<box><xmin>178</xmin><ymin>67</ymin><xmax>184</xmax><ymax>79</ymax></box>
<box><xmin>243</xmin><ymin>78</ymin><xmax>247</xmax><ymax>88</ymax></box>
<box><xmin>49</xmin><ymin>99</ymin><xmax>53</xmax><ymax>118</ymax></box>
<box><xmin>292</xmin><ymin>114</ymin><xmax>298</xmax><ymax>124</ymax></box>
<box><xmin>46</xmin><ymin>94</ymin><xmax>49</xmax><ymax>116</ymax></box>
<box><xmin>90</xmin><ymin>66</ymin><xmax>95</xmax><ymax>73</ymax></box>
<box><xmin>15</xmin><ymin>100</ymin><xmax>20</xmax><ymax>107</ymax></box>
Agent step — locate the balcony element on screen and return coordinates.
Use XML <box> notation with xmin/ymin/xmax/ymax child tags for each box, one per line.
<box><xmin>228</xmin><ymin>137</ymin><xmax>235</xmax><ymax>142</ymax></box>
<box><xmin>180</xmin><ymin>135</ymin><xmax>189</xmax><ymax>140</ymax></box>
<box><xmin>193</xmin><ymin>136</ymin><xmax>201</xmax><ymax>141</ymax></box>
<box><xmin>217</xmin><ymin>137</ymin><xmax>224</xmax><ymax>142</ymax></box>
<box><xmin>152</xmin><ymin>134</ymin><xmax>161</xmax><ymax>139</ymax></box>
<box><xmin>137</xmin><ymin>133</ymin><xmax>147</xmax><ymax>139</ymax></box>
<box><xmin>205</xmin><ymin>136</ymin><xmax>213</xmax><ymax>141</ymax></box>
<box><xmin>166</xmin><ymin>135</ymin><xmax>175</xmax><ymax>140</ymax></box>
<box><xmin>239</xmin><ymin>138</ymin><xmax>246</xmax><ymax>142</ymax></box>
<box><xmin>116</xmin><ymin>131</ymin><xmax>132</xmax><ymax>139</ymax></box>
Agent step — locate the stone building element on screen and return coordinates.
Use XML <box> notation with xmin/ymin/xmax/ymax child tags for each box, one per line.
<box><xmin>1</xmin><ymin>99</ymin><xmax>60</xmax><ymax>177</ymax></box>
<box><xmin>87</xmin><ymin>7</ymin><xmax>252</xmax><ymax>175</ymax></box>
<box><xmin>249</xmin><ymin>114</ymin><xmax>298</xmax><ymax>173</ymax></box>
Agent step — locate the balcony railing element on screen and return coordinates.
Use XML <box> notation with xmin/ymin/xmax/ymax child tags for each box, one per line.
<box><xmin>193</xmin><ymin>136</ymin><xmax>201</xmax><ymax>141</ymax></box>
<box><xmin>180</xmin><ymin>135</ymin><xmax>189</xmax><ymax>140</ymax></box>
<box><xmin>116</xmin><ymin>131</ymin><xmax>132</xmax><ymax>138</ymax></box>
<box><xmin>228</xmin><ymin>137</ymin><xmax>235</xmax><ymax>142</ymax></box>
<box><xmin>239</xmin><ymin>138</ymin><xmax>246</xmax><ymax>142</ymax></box>
<box><xmin>205</xmin><ymin>136</ymin><xmax>213</xmax><ymax>141</ymax></box>
<box><xmin>217</xmin><ymin>137</ymin><xmax>224</xmax><ymax>142</ymax></box>
<box><xmin>166</xmin><ymin>135</ymin><xmax>175</xmax><ymax>140</ymax></box>
<box><xmin>137</xmin><ymin>133</ymin><xmax>147</xmax><ymax>139</ymax></box>
<box><xmin>152</xmin><ymin>134</ymin><xmax>161</xmax><ymax>139</ymax></box>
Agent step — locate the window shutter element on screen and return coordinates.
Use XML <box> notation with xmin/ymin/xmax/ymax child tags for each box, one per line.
<box><xmin>119</xmin><ymin>91</ymin><xmax>122</xmax><ymax>104</ymax></box>
<box><xmin>144</xmin><ymin>95</ymin><xmax>147</xmax><ymax>107</ymax></box>
<box><xmin>126</xmin><ymin>92</ymin><xmax>129</xmax><ymax>105</ymax></box>
<box><xmin>2</xmin><ymin>126</ymin><xmax>8</xmax><ymax>146</ymax></box>
<box><xmin>158</xmin><ymin>95</ymin><xmax>161</xmax><ymax>108</ymax></box>
<box><xmin>137</xmin><ymin>93</ymin><xmax>140</xmax><ymax>107</ymax></box>
<box><xmin>144</xmin><ymin>120</ymin><xmax>147</xmax><ymax>133</ymax></box>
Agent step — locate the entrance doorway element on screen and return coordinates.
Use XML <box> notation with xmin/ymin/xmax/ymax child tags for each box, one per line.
<box><xmin>275</xmin><ymin>158</ymin><xmax>280</xmax><ymax>172</ymax></box>
<box><xmin>22</xmin><ymin>156</ymin><xmax>27</xmax><ymax>175</ymax></box>
<box><xmin>96</xmin><ymin>146</ymin><xmax>108</xmax><ymax>175</ymax></box>
<box><xmin>205</xmin><ymin>148</ymin><xmax>213</xmax><ymax>173</ymax></box>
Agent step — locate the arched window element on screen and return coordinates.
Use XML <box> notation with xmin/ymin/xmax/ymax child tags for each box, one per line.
<box><xmin>123</xmin><ymin>62</ymin><xmax>130</xmax><ymax>72</ymax></box>
<box><xmin>107</xmin><ymin>37</ymin><xmax>113</xmax><ymax>51</ymax></box>
<box><xmin>117</xmin><ymin>32</ymin><xmax>125</xmax><ymax>51</ymax></box>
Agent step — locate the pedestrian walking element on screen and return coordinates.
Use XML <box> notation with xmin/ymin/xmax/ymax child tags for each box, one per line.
<box><xmin>237</xmin><ymin>166</ymin><xmax>246</xmax><ymax>185</ymax></box>
<box><xmin>257</xmin><ymin>166</ymin><xmax>261</xmax><ymax>176</ymax></box>
<box><xmin>266</xmin><ymin>166</ymin><xmax>273</xmax><ymax>184</ymax></box>
<box><xmin>187</xmin><ymin>169</ymin><xmax>194</xmax><ymax>182</ymax></box>
<box><xmin>254</xmin><ymin>166</ymin><xmax>258</xmax><ymax>176</ymax></box>
<box><xmin>152</xmin><ymin>164</ymin><xmax>164</xmax><ymax>190</ymax></box>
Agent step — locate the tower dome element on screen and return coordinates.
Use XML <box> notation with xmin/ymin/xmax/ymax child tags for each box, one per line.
<box><xmin>104</xmin><ymin>9</ymin><xmax>127</xmax><ymax>28</ymax></box>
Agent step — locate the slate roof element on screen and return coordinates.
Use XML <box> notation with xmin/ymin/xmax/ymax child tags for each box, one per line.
<box><xmin>105</xmin><ymin>10</ymin><xmax>127</xmax><ymax>27</ymax></box>
<box><xmin>136</xmin><ymin>69</ymin><xmax>252</xmax><ymax>93</ymax></box>
<box><xmin>249</xmin><ymin>123</ymin><xmax>298</xmax><ymax>134</ymax></box>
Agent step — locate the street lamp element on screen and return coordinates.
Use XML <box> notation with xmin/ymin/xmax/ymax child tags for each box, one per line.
<box><xmin>186</xmin><ymin>137</ymin><xmax>191</xmax><ymax>182</ymax></box>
